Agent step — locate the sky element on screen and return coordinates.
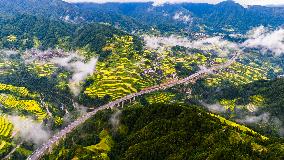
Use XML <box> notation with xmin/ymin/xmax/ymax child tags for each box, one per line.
<box><xmin>64</xmin><ymin>0</ymin><xmax>284</xmax><ymax>6</ymax></box>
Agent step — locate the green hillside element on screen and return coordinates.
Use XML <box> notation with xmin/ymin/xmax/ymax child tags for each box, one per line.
<box><xmin>193</xmin><ymin>76</ymin><xmax>284</xmax><ymax>137</ymax></box>
<box><xmin>0</xmin><ymin>14</ymin><xmax>142</xmax><ymax>56</ymax></box>
<box><xmin>44</xmin><ymin>103</ymin><xmax>284</xmax><ymax>160</ymax></box>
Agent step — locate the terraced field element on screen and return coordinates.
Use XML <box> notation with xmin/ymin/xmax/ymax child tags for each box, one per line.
<box><xmin>85</xmin><ymin>57</ymin><xmax>142</xmax><ymax>100</ymax></box>
<box><xmin>176</xmin><ymin>53</ymin><xmax>208</xmax><ymax>65</ymax></box>
<box><xmin>0</xmin><ymin>94</ymin><xmax>47</xmax><ymax>121</ymax></box>
<box><xmin>218</xmin><ymin>94</ymin><xmax>265</xmax><ymax>112</ymax></box>
<box><xmin>145</xmin><ymin>92</ymin><xmax>175</xmax><ymax>104</ymax></box>
<box><xmin>6</xmin><ymin>35</ymin><xmax>17</xmax><ymax>42</ymax></box>
<box><xmin>143</xmin><ymin>50</ymin><xmax>208</xmax><ymax>78</ymax></box>
<box><xmin>27</xmin><ymin>63</ymin><xmax>57</xmax><ymax>77</ymax></box>
<box><xmin>0</xmin><ymin>116</ymin><xmax>13</xmax><ymax>138</ymax></box>
<box><xmin>206</xmin><ymin>62</ymin><xmax>268</xmax><ymax>86</ymax></box>
<box><xmin>85</xmin><ymin>36</ymin><xmax>145</xmax><ymax>100</ymax></box>
<box><xmin>0</xmin><ymin>83</ymin><xmax>47</xmax><ymax>121</ymax></box>
<box><xmin>0</xmin><ymin>140</ymin><xmax>12</xmax><ymax>155</ymax></box>
<box><xmin>0</xmin><ymin>115</ymin><xmax>13</xmax><ymax>155</ymax></box>
<box><xmin>0</xmin><ymin>83</ymin><xmax>37</xmax><ymax>98</ymax></box>
<box><xmin>219</xmin><ymin>99</ymin><xmax>238</xmax><ymax>111</ymax></box>
<box><xmin>85</xmin><ymin>36</ymin><xmax>213</xmax><ymax>101</ymax></box>
<box><xmin>0</xmin><ymin>61</ymin><xmax>19</xmax><ymax>76</ymax></box>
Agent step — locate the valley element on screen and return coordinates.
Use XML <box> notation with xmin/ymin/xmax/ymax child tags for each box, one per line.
<box><xmin>0</xmin><ymin>0</ymin><xmax>283</xmax><ymax>159</ymax></box>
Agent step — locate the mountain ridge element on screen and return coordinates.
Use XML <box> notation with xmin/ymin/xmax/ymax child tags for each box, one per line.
<box><xmin>0</xmin><ymin>0</ymin><xmax>283</xmax><ymax>33</ymax></box>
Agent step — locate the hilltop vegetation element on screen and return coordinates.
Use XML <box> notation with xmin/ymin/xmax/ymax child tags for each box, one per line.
<box><xmin>193</xmin><ymin>76</ymin><xmax>284</xmax><ymax>137</ymax></box>
<box><xmin>0</xmin><ymin>14</ymin><xmax>142</xmax><ymax>55</ymax></box>
<box><xmin>44</xmin><ymin>103</ymin><xmax>284</xmax><ymax>160</ymax></box>
<box><xmin>0</xmin><ymin>0</ymin><xmax>79</xmax><ymax>19</ymax></box>
<box><xmin>0</xmin><ymin>0</ymin><xmax>283</xmax><ymax>34</ymax></box>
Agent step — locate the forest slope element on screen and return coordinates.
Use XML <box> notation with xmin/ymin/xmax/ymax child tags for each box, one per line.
<box><xmin>44</xmin><ymin>104</ymin><xmax>284</xmax><ymax>160</ymax></box>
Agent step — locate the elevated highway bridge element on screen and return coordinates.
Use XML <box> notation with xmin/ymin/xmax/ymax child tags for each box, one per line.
<box><xmin>27</xmin><ymin>53</ymin><xmax>239</xmax><ymax>160</ymax></box>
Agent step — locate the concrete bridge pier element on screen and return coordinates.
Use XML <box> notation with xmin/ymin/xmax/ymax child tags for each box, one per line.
<box><xmin>190</xmin><ymin>80</ymin><xmax>197</xmax><ymax>84</ymax></box>
<box><xmin>48</xmin><ymin>145</ymin><xmax>54</xmax><ymax>154</ymax></box>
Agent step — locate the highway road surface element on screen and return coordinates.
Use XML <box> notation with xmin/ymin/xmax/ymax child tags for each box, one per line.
<box><xmin>27</xmin><ymin>53</ymin><xmax>239</xmax><ymax>160</ymax></box>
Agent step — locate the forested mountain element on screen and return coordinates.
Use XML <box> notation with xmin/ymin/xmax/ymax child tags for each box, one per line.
<box><xmin>44</xmin><ymin>104</ymin><xmax>283</xmax><ymax>160</ymax></box>
<box><xmin>76</xmin><ymin>1</ymin><xmax>284</xmax><ymax>33</ymax></box>
<box><xmin>192</xmin><ymin>77</ymin><xmax>284</xmax><ymax>137</ymax></box>
<box><xmin>0</xmin><ymin>0</ymin><xmax>80</xmax><ymax>20</ymax></box>
<box><xmin>0</xmin><ymin>14</ymin><xmax>76</xmax><ymax>49</ymax></box>
<box><xmin>183</xmin><ymin>1</ymin><xmax>284</xmax><ymax>32</ymax></box>
<box><xmin>0</xmin><ymin>14</ymin><xmax>142</xmax><ymax>56</ymax></box>
<box><xmin>0</xmin><ymin>0</ymin><xmax>283</xmax><ymax>33</ymax></box>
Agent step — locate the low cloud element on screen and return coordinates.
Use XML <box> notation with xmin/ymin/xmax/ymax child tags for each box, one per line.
<box><xmin>144</xmin><ymin>26</ymin><xmax>284</xmax><ymax>57</ymax></box>
<box><xmin>64</xmin><ymin>0</ymin><xmax>284</xmax><ymax>7</ymax></box>
<box><xmin>63</xmin><ymin>102</ymin><xmax>88</xmax><ymax>123</ymax></box>
<box><xmin>110</xmin><ymin>110</ymin><xmax>122</xmax><ymax>131</ymax></box>
<box><xmin>65</xmin><ymin>0</ymin><xmax>223</xmax><ymax>5</ymax></box>
<box><xmin>8</xmin><ymin>115</ymin><xmax>50</xmax><ymax>145</ymax></box>
<box><xmin>238</xmin><ymin>113</ymin><xmax>270</xmax><ymax>124</ymax></box>
<box><xmin>52</xmin><ymin>54</ymin><xmax>98</xmax><ymax>96</ymax></box>
<box><xmin>24</xmin><ymin>49</ymin><xmax>98</xmax><ymax>96</ymax></box>
<box><xmin>236</xmin><ymin>113</ymin><xmax>284</xmax><ymax>136</ymax></box>
<box><xmin>144</xmin><ymin>35</ymin><xmax>240</xmax><ymax>57</ymax></box>
<box><xmin>200</xmin><ymin>101</ymin><xmax>226</xmax><ymax>113</ymax></box>
<box><xmin>201</xmin><ymin>100</ymin><xmax>284</xmax><ymax>136</ymax></box>
<box><xmin>173</xmin><ymin>12</ymin><xmax>192</xmax><ymax>23</ymax></box>
<box><xmin>242</xmin><ymin>26</ymin><xmax>284</xmax><ymax>56</ymax></box>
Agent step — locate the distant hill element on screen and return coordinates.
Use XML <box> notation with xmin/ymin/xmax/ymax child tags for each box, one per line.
<box><xmin>0</xmin><ymin>0</ymin><xmax>80</xmax><ymax>19</ymax></box>
<box><xmin>75</xmin><ymin>1</ymin><xmax>284</xmax><ymax>33</ymax></box>
<box><xmin>0</xmin><ymin>0</ymin><xmax>146</xmax><ymax>31</ymax></box>
<box><xmin>0</xmin><ymin>0</ymin><xmax>283</xmax><ymax>33</ymax></box>
<box><xmin>0</xmin><ymin>14</ymin><xmax>143</xmax><ymax>55</ymax></box>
